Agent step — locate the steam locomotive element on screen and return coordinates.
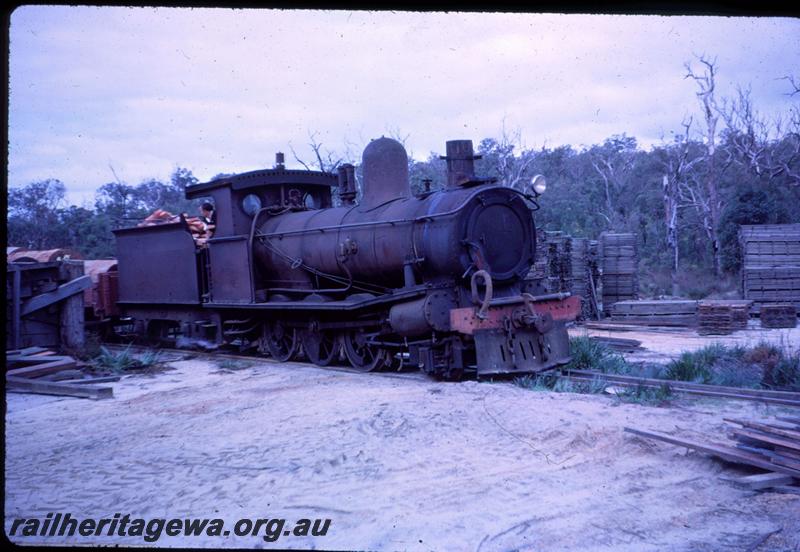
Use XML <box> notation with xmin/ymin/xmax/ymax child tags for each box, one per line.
<box><xmin>113</xmin><ymin>137</ymin><xmax>580</xmax><ymax>379</ymax></box>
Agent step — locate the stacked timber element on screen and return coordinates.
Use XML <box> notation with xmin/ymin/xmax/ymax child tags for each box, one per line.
<box><xmin>697</xmin><ymin>300</ymin><xmax>752</xmax><ymax>335</ymax></box>
<box><xmin>528</xmin><ymin>228</ymin><xmax>550</xmax><ymax>283</ymax></box>
<box><xmin>626</xmin><ymin>417</ymin><xmax>800</xmax><ymax>492</ymax></box>
<box><xmin>600</xmin><ymin>232</ymin><xmax>638</xmax><ymax>313</ymax></box>
<box><xmin>726</xmin><ymin>417</ymin><xmax>800</xmax><ymax>477</ymax></box>
<box><xmin>740</xmin><ymin>224</ymin><xmax>800</xmax><ymax>312</ymax></box>
<box><xmin>525</xmin><ymin>231</ymin><xmax>571</xmax><ymax>293</ymax></box>
<box><xmin>6</xmin><ymin>347</ymin><xmax>115</xmax><ymax>400</ymax></box>
<box><xmin>760</xmin><ymin>304</ymin><xmax>798</xmax><ymax>329</ymax></box>
<box><xmin>545</xmin><ymin>231</ymin><xmax>573</xmax><ymax>293</ymax></box>
<box><xmin>569</xmin><ymin>238</ymin><xmax>601</xmax><ymax>319</ymax></box>
<box><xmin>610</xmin><ymin>300</ymin><xmax>697</xmax><ymax>327</ymax></box>
<box><xmin>525</xmin><ymin>231</ymin><xmax>602</xmax><ymax>319</ymax></box>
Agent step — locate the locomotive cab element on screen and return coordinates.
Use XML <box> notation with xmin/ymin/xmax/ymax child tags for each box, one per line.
<box><xmin>183</xmin><ymin>156</ymin><xmax>338</xmax><ymax>304</ymax></box>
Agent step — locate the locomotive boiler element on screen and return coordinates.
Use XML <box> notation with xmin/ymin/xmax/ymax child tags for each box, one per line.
<box><xmin>113</xmin><ymin>137</ymin><xmax>580</xmax><ymax>379</ymax></box>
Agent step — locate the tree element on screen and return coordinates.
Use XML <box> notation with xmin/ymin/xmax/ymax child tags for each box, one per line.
<box><xmin>655</xmin><ymin>117</ymin><xmax>704</xmax><ymax>294</ymax></box>
<box><xmin>94</xmin><ymin>182</ymin><xmax>141</xmax><ymax>230</ymax></box>
<box><xmin>58</xmin><ymin>205</ymin><xmax>115</xmax><ymax>258</ymax></box>
<box><xmin>8</xmin><ymin>179</ymin><xmax>66</xmax><ymax>249</ymax></box>
<box><xmin>476</xmin><ymin>124</ymin><xmax>536</xmax><ymax>190</ymax></box>
<box><xmin>685</xmin><ymin>55</ymin><xmax>724</xmax><ymax>277</ymax></box>
<box><xmin>289</xmin><ymin>131</ymin><xmax>346</xmax><ymax>172</ymax></box>
<box><xmin>409</xmin><ymin>152</ymin><xmax>447</xmax><ymax>195</ymax></box>
<box><xmin>587</xmin><ymin>134</ymin><xmax>641</xmax><ymax>230</ymax></box>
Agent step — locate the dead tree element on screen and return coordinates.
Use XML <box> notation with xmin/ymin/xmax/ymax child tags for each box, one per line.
<box><xmin>589</xmin><ymin>135</ymin><xmax>638</xmax><ymax>230</ymax></box>
<box><xmin>685</xmin><ymin>55</ymin><xmax>724</xmax><ymax>277</ymax></box>
<box><xmin>720</xmin><ymin>79</ymin><xmax>800</xmax><ymax>188</ymax></box>
<box><xmin>480</xmin><ymin>121</ymin><xmax>536</xmax><ymax>190</ymax></box>
<box><xmin>660</xmin><ymin>116</ymin><xmax>703</xmax><ymax>295</ymax></box>
<box><xmin>288</xmin><ymin>131</ymin><xmax>345</xmax><ymax>173</ymax></box>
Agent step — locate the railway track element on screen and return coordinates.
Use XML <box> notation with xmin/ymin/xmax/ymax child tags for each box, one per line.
<box><xmin>563</xmin><ymin>369</ymin><xmax>800</xmax><ymax>407</ymax></box>
<box><xmin>101</xmin><ymin>342</ymin><xmax>800</xmax><ymax>406</ymax></box>
<box><xmin>100</xmin><ymin>342</ymin><xmax>430</xmax><ymax>382</ymax></box>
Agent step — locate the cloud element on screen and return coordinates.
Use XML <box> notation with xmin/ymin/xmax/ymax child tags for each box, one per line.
<box><xmin>8</xmin><ymin>7</ymin><xmax>800</xmax><ymax>205</ymax></box>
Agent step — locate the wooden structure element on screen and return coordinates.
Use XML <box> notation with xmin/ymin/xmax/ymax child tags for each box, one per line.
<box><xmin>626</xmin><ymin>417</ymin><xmax>800</xmax><ymax>489</ymax></box>
<box><xmin>6</xmin><ymin>259</ymin><xmax>91</xmax><ymax>351</ymax></box>
<box><xmin>610</xmin><ymin>300</ymin><xmax>697</xmax><ymax>327</ymax></box>
<box><xmin>6</xmin><ymin>347</ymin><xmax>114</xmax><ymax>400</ymax></box>
<box><xmin>570</xmin><ymin>237</ymin><xmax>601</xmax><ymax>320</ymax></box>
<box><xmin>526</xmin><ymin>231</ymin><xmax>601</xmax><ymax>319</ymax></box>
<box><xmin>760</xmin><ymin>303</ymin><xmax>798</xmax><ymax>329</ymax></box>
<box><xmin>599</xmin><ymin>232</ymin><xmax>638</xmax><ymax>313</ymax></box>
<box><xmin>697</xmin><ymin>300</ymin><xmax>752</xmax><ymax>335</ymax></box>
<box><xmin>740</xmin><ymin>224</ymin><xmax>800</xmax><ymax>312</ymax></box>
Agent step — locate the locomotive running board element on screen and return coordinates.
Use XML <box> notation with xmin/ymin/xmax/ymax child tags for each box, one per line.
<box><xmin>202</xmin><ymin>287</ymin><xmax>427</xmax><ymax>311</ymax></box>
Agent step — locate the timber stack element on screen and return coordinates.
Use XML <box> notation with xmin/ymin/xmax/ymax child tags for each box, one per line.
<box><xmin>610</xmin><ymin>300</ymin><xmax>697</xmax><ymax>327</ymax></box>
<box><xmin>529</xmin><ymin>227</ymin><xmax>550</xmax><ymax>283</ymax></box>
<box><xmin>626</xmin><ymin>416</ymin><xmax>800</xmax><ymax>492</ymax></box>
<box><xmin>760</xmin><ymin>303</ymin><xmax>798</xmax><ymax>329</ymax></box>
<box><xmin>545</xmin><ymin>231</ymin><xmax>573</xmax><ymax>293</ymax></box>
<box><xmin>740</xmin><ymin>223</ymin><xmax>800</xmax><ymax>313</ymax></box>
<box><xmin>600</xmin><ymin>232</ymin><xmax>638</xmax><ymax>314</ymax></box>
<box><xmin>6</xmin><ymin>347</ymin><xmax>115</xmax><ymax>400</ymax></box>
<box><xmin>525</xmin><ymin>231</ymin><xmax>601</xmax><ymax>319</ymax></box>
<box><xmin>697</xmin><ymin>300</ymin><xmax>752</xmax><ymax>335</ymax></box>
<box><xmin>570</xmin><ymin>238</ymin><xmax>601</xmax><ymax>319</ymax></box>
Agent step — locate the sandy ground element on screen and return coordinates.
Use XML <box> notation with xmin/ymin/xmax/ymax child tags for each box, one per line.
<box><xmin>5</xmin><ymin>355</ymin><xmax>800</xmax><ymax>551</ymax></box>
<box><xmin>571</xmin><ymin>323</ymin><xmax>800</xmax><ymax>364</ymax></box>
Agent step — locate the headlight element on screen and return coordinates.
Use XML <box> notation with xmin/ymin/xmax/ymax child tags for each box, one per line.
<box><xmin>530</xmin><ymin>175</ymin><xmax>547</xmax><ymax>195</ymax></box>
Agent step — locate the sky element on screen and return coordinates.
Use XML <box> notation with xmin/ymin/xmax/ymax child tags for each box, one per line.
<box><xmin>8</xmin><ymin>7</ymin><xmax>800</xmax><ymax>206</ymax></box>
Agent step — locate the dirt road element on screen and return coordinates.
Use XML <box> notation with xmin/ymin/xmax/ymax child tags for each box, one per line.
<box><xmin>5</xmin><ymin>357</ymin><xmax>799</xmax><ymax>550</ymax></box>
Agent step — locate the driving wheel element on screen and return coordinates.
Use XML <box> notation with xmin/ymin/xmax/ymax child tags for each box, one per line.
<box><xmin>261</xmin><ymin>320</ymin><xmax>298</xmax><ymax>362</ymax></box>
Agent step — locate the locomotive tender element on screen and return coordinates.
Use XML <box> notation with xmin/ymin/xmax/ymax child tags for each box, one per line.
<box><xmin>113</xmin><ymin>137</ymin><xmax>580</xmax><ymax>379</ymax></box>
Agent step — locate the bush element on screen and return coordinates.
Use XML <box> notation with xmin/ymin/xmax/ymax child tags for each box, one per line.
<box><xmin>771</xmin><ymin>357</ymin><xmax>800</xmax><ymax>390</ymax></box>
<box><xmin>618</xmin><ymin>383</ymin><xmax>673</xmax><ymax>405</ymax></box>
<box><xmin>664</xmin><ymin>344</ymin><xmax>742</xmax><ymax>383</ymax></box>
<box><xmin>663</xmin><ymin>342</ymin><xmax>800</xmax><ymax>391</ymax></box>
<box><xmin>514</xmin><ymin>373</ymin><xmax>558</xmax><ymax>391</ymax></box>
<box><xmin>91</xmin><ymin>345</ymin><xmax>161</xmax><ymax>374</ymax></box>
<box><xmin>566</xmin><ymin>337</ymin><xmax>630</xmax><ymax>374</ymax></box>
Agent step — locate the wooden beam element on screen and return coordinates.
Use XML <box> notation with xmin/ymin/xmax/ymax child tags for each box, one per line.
<box><xmin>59</xmin><ymin>261</ymin><xmax>85</xmax><ymax>350</ymax></box>
<box><xmin>733</xmin><ymin>428</ymin><xmax>800</xmax><ymax>452</ymax></box>
<box><xmin>727</xmin><ymin>472</ymin><xmax>795</xmax><ymax>490</ymax></box>
<box><xmin>624</xmin><ymin>427</ymin><xmax>800</xmax><ymax>477</ymax></box>
<box><xmin>6</xmin><ymin>376</ymin><xmax>112</xmax><ymax>399</ymax></box>
<box><xmin>58</xmin><ymin>376</ymin><xmax>122</xmax><ymax>385</ymax></box>
<box><xmin>20</xmin><ymin>275</ymin><xmax>91</xmax><ymax>316</ymax></box>
<box><xmin>5</xmin><ymin>346</ymin><xmax>50</xmax><ymax>357</ymax></box>
<box><xmin>724</xmin><ymin>418</ymin><xmax>800</xmax><ymax>441</ymax></box>
<box><xmin>6</xmin><ymin>357</ymin><xmax>77</xmax><ymax>378</ymax></box>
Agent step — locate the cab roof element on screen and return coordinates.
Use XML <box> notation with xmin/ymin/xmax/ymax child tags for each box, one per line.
<box><xmin>186</xmin><ymin>168</ymin><xmax>337</xmax><ymax>199</ymax></box>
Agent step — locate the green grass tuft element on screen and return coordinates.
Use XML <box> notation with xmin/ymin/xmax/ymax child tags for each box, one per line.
<box><xmin>91</xmin><ymin>344</ymin><xmax>161</xmax><ymax>374</ymax></box>
<box><xmin>565</xmin><ymin>336</ymin><xmax>631</xmax><ymax>374</ymax></box>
